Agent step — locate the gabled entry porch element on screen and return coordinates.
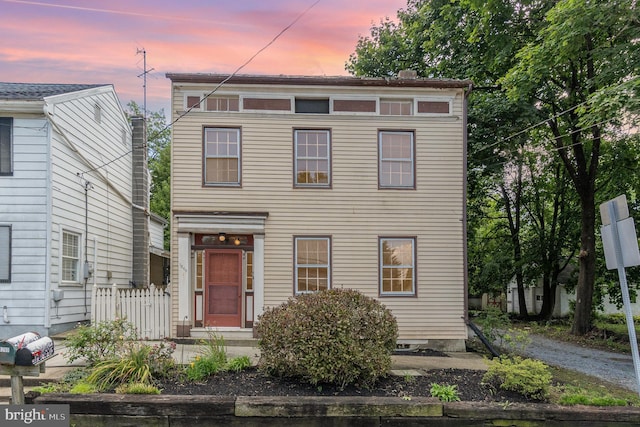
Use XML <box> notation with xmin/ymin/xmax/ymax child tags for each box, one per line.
<box><xmin>174</xmin><ymin>212</ymin><xmax>268</xmax><ymax>338</ymax></box>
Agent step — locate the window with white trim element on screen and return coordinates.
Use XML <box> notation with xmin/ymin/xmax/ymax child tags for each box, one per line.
<box><xmin>295</xmin><ymin>237</ymin><xmax>330</xmax><ymax>294</ymax></box>
<box><xmin>0</xmin><ymin>117</ymin><xmax>12</xmax><ymax>175</ymax></box>
<box><xmin>0</xmin><ymin>225</ymin><xmax>10</xmax><ymax>282</ymax></box>
<box><xmin>380</xmin><ymin>237</ymin><xmax>415</xmax><ymax>295</ymax></box>
<box><xmin>204</xmin><ymin>127</ymin><xmax>241</xmax><ymax>185</ymax></box>
<box><xmin>206</xmin><ymin>96</ymin><xmax>239</xmax><ymax>112</ymax></box>
<box><xmin>379</xmin><ymin>131</ymin><xmax>415</xmax><ymax>188</ymax></box>
<box><xmin>294</xmin><ymin>129</ymin><xmax>331</xmax><ymax>187</ymax></box>
<box><xmin>380</xmin><ymin>99</ymin><xmax>413</xmax><ymax>115</ymax></box>
<box><xmin>62</xmin><ymin>230</ymin><xmax>80</xmax><ymax>282</ymax></box>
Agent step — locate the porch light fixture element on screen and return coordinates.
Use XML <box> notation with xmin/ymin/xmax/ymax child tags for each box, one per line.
<box><xmin>218</xmin><ymin>233</ymin><xmax>226</xmax><ymax>242</ymax></box>
<box><xmin>234</xmin><ymin>237</ymin><xmax>241</xmax><ymax>246</ymax></box>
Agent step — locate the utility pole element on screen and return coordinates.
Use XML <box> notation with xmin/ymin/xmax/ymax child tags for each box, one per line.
<box><xmin>136</xmin><ymin>48</ymin><xmax>154</xmax><ymax>120</ymax></box>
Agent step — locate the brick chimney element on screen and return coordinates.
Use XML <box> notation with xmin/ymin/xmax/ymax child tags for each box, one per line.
<box><xmin>131</xmin><ymin>116</ymin><xmax>149</xmax><ymax>288</ymax></box>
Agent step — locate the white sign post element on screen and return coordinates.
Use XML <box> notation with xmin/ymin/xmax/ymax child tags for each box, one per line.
<box><xmin>600</xmin><ymin>195</ymin><xmax>640</xmax><ymax>396</ymax></box>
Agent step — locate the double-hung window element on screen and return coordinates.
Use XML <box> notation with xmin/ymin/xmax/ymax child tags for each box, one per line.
<box><xmin>380</xmin><ymin>237</ymin><xmax>416</xmax><ymax>296</ymax></box>
<box><xmin>379</xmin><ymin>131</ymin><xmax>415</xmax><ymax>188</ymax></box>
<box><xmin>204</xmin><ymin>127</ymin><xmax>241</xmax><ymax>185</ymax></box>
<box><xmin>0</xmin><ymin>225</ymin><xmax>10</xmax><ymax>282</ymax></box>
<box><xmin>62</xmin><ymin>230</ymin><xmax>80</xmax><ymax>282</ymax></box>
<box><xmin>0</xmin><ymin>117</ymin><xmax>12</xmax><ymax>175</ymax></box>
<box><xmin>295</xmin><ymin>237</ymin><xmax>330</xmax><ymax>294</ymax></box>
<box><xmin>294</xmin><ymin>129</ymin><xmax>331</xmax><ymax>187</ymax></box>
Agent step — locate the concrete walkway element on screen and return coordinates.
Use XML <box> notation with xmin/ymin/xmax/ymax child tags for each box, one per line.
<box><xmin>0</xmin><ymin>339</ymin><xmax>487</xmax><ymax>403</ymax></box>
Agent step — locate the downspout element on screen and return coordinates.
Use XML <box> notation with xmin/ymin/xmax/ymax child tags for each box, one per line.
<box><xmin>44</xmin><ymin>121</ymin><xmax>52</xmax><ymax>330</ymax></box>
<box><xmin>462</xmin><ymin>82</ymin><xmax>473</xmax><ymax>325</ymax></box>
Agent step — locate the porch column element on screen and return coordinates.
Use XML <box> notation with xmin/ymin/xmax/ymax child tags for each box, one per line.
<box><xmin>254</xmin><ymin>233</ymin><xmax>265</xmax><ymax>319</ymax></box>
<box><xmin>177</xmin><ymin>233</ymin><xmax>191</xmax><ymax>331</ymax></box>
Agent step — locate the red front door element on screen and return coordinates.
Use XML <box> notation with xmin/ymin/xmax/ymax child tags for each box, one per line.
<box><xmin>204</xmin><ymin>249</ymin><xmax>242</xmax><ymax>327</ymax></box>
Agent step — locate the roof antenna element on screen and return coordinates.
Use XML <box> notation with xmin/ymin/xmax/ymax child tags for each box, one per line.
<box><xmin>136</xmin><ymin>48</ymin><xmax>154</xmax><ymax>119</ymax></box>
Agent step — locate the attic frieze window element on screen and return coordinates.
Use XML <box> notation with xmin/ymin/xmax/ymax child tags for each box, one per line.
<box><xmin>295</xmin><ymin>98</ymin><xmax>329</xmax><ymax>114</ymax></box>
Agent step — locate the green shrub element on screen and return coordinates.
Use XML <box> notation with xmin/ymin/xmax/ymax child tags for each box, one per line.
<box><xmin>65</xmin><ymin>319</ymin><xmax>138</xmax><ymax>366</ymax></box>
<box><xmin>147</xmin><ymin>340</ymin><xmax>177</xmax><ymax>378</ymax></box>
<box><xmin>115</xmin><ymin>382</ymin><xmax>161</xmax><ymax>395</ymax></box>
<box><xmin>185</xmin><ymin>334</ymin><xmax>228</xmax><ymax>381</ymax></box>
<box><xmin>482</xmin><ymin>356</ymin><xmax>552</xmax><ymax>400</ymax></box>
<box><xmin>85</xmin><ymin>342</ymin><xmax>153</xmax><ymax>391</ymax></box>
<box><xmin>256</xmin><ymin>288</ymin><xmax>398</xmax><ymax>389</ymax></box>
<box><xmin>558</xmin><ymin>386</ymin><xmax>629</xmax><ymax>406</ymax></box>
<box><xmin>226</xmin><ymin>355</ymin><xmax>252</xmax><ymax>372</ymax></box>
<box><xmin>430</xmin><ymin>383</ymin><xmax>461</xmax><ymax>402</ymax></box>
<box><xmin>69</xmin><ymin>382</ymin><xmax>98</xmax><ymax>394</ymax></box>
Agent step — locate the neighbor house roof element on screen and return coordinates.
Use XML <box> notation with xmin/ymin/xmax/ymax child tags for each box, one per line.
<box><xmin>0</xmin><ymin>83</ymin><xmax>106</xmax><ymax>100</ymax></box>
<box><xmin>166</xmin><ymin>73</ymin><xmax>473</xmax><ymax>89</ymax></box>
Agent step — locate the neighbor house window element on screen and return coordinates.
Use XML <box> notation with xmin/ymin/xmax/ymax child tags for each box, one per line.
<box><xmin>295</xmin><ymin>237</ymin><xmax>330</xmax><ymax>294</ymax></box>
<box><xmin>380</xmin><ymin>99</ymin><xmax>413</xmax><ymax>115</ymax></box>
<box><xmin>0</xmin><ymin>117</ymin><xmax>12</xmax><ymax>175</ymax></box>
<box><xmin>294</xmin><ymin>129</ymin><xmax>331</xmax><ymax>187</ymax></box>
<box><xmin>204</xmin><ymin>127</ymin><xmax>241</xmax><ymax>185</ymax></box>
<box><xmin>206</xmin><ymin>96</ymin><xmax>239</xmax><ymax>112</ymax></box>
<box><xmin>379</xmin><ymin>131</ymin><xmax>415</xmax><ymax>188</ymax></box>
<box><xmin>0</xmin><ymin>225</ymin><xmax>10</xmax><ymax>282</ymax></box>
<box><xmin>62</xmin><ymin>230</ymin><xmax>80</xmax><ymax>282</ymax></box>
<box><xmin>380</xmin><ymin>237</ymin><xmax>415</xmax><ymax>295</ymax></box>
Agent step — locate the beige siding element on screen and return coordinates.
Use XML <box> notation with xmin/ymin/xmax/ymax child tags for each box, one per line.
<box><xmin>171</xmin><ymin>82</ymin><xmax>467</xmax><ymax>341</ymax></box>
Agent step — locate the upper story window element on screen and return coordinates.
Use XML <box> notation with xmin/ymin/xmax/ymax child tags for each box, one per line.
<box><xmin>186</xmin><ymin>96</ymin><xmax>201</xmax><ymax>109</ymax></box>
<box><xmin>294</xmin><ymin>129</ymin><xmax>331</xmax><ymax>187</ymax></box>
<box><xmin>295</xmin><ymin>237</ymin><xmax>331</xmax><ymax>294</ymax></box>
<box><xmin>379</xmin><ymin>131</ymin><xmax>415</xmax><ymax>189</ymax></box>
<box><xmin>295</xmin><ymin>98</ymin><xmax>329</xmax><ymax>114</ymax></box>
<box><xmin>380</xmin><ymin>237</ymin><xmax>415</xmax><ymax>296</ymax></box>
<box><xmin>204</xmin><ymin>127</ymin><xmax>241</xmax><ymax>186</ymax></box>
<box><xmin>0</xmin><ymin>225</ymin><xmax>10</xmax><ymax>283</ymax></box>
<box><xmin>0</xmin><ymin>117</ymin><xmax>13</xmax><ymax>175</ymax></box>
<box><xmin>206</xmin><ymin>96</ymin><xmax>239</xmax><ymax>112</ymax></box>
<box><xmin>62</xmin><ymin>230</ymin><xmax>80</xmax><ymax>282</ymax></box>
<box><xmin>380</xmin><ymin>99</ymin><xmax>413</xmax><ymax>115</ymax></box>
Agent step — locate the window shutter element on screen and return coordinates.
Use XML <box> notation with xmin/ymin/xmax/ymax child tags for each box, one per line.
<box><xmin>0</xmin><ymin>226</ymin><xmax>10</xmax><ymax>282</ymax></box>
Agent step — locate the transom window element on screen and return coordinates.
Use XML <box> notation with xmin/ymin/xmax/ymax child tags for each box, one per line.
<box><xmin>204</xmin><ymin>128</ymin><xmax>241</xmax><ymax>185</ymax></box>
<box><xmin>379</xmin><ymin>131</ymin><xmax>415</xmax><ymax>188</ymax></box>
<box><xmin>380</xmin><ymin>99</ymin><xmax>413</xmax><ymax>115</ymax></box>
<box><xmin>294</xmin><ymin>129</ymin><xmax>331</xmax><ymax>187</ymax></box>
<box><xmin>0</xmin><ymin>225</ymin><xmax>10</xmax><ymax>282</ymax></box>
<box><xmin>0</xmin><ymin>117</ymin><xmax>12</xmax><ymax>175</ymax></box>
<box><xmin>295</xmin><ymin>237</ymin><xmax>330</xmax><ymax>294</ymax></box>
<box><xmin>206</xmin><ymin>96</ymin><xmax>239</xmax><ymax>112</ymax></box>
<box><xmin>62</xmin><ymin>230</ymin><xmax>80</xmax><ymax>282</ymax></box>
<box><xmin>380</xmin><ymin>237</ymin><xmax>415</xmax><ymax>295</ymax></box>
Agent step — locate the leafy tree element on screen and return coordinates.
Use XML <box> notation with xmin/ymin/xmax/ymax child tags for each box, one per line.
<box><xmin>501</xmin><ymin>0</ymin><xmax>640</xmax><ymax>334</ymax></box>
<box><xmin>126</xmin><ymin>101</ymin><xmax>171</xmax><ymax>250</ymax></box>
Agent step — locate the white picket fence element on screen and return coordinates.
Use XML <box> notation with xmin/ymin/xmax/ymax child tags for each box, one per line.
<box><xmin>91</xmin><ymin>283</ymin><xmax>171</xmax><ymax>340</ymax></box>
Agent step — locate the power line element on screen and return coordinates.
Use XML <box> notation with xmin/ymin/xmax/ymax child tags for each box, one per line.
<box><xmin>82</xmin><ymin>0</ymin><xmax>321</xmax><ymax>175</ymax></box>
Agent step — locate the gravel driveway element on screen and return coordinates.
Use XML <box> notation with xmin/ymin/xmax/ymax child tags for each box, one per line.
<box><xmin>520</xmin><ymin>334</ymin><xmax>639</xmax><ymax>393</ymax></box>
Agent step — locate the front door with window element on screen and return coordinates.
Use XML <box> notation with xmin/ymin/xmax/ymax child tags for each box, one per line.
<box><xmin>204</xmin><ymin>249</ymin><xmax>242</xmax><ymax>327</ymax></box>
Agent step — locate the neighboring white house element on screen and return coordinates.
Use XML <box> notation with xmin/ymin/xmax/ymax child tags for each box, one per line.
<box><xmin>0</xmin><ymin>83</ymin><xmax>138</xmax><ymax>337</ymax></box>
<box><xmin>167</xmin><ymin>72</ymin><xmax>472</xmax><ymax>351</ymax></box>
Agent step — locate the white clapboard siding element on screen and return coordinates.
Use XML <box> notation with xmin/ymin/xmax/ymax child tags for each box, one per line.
<box><xmin>91</xmin><ymin>283</ymin><xmax>171</xmax><ymax>340</ymax></box>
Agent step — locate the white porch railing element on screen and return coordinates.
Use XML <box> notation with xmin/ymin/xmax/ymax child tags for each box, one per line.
<box><xmin>91</xmin><ymin>283</ymin><xmax>171</xmax><ymax>340</ymax></box>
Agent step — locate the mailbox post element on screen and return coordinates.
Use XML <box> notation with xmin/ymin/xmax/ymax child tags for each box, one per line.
<box><xmin>0</xmin><ymin>332</ymin><xmax>55</xmax><ymax>404</ymax></box>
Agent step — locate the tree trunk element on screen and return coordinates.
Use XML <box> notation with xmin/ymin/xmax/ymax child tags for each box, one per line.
<box><xmin>571</xmin><ymin>193</ymin><xmax>597</xmax><ymax>335</ymax></box>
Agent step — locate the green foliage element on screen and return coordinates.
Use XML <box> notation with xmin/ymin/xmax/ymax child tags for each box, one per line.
<box><xmin>86</xmin><ymin>342</ymin><xmax>154</xmax><ymax>391</ymax></box>
<box><xmin>558</xmin><ymin>385</ymin><xmax>629</xmax><ymax>406</ymax></box>
<box><xmin>185</xmin><ymin>334</ymin><xmax>228</xmax><ymax>381</ymax></box>
<box><xmin>430</xmin><ymin>383</ymin><xmax>461</xmax><ymax>402</ymax></box>
<box><xmin>147</xmin><ymin>340</ymin><xmax>177</xmax><ymax>378</ymax></box>
<box><xmin>256</xmin><ymin>288</ymin><xmax>398</xmax><ymax>390</ymax></box>
<box><xmin>69</xmin><ymin>382</ymin><xmax>98</xmax><ymax>394</ymax></box>
<box><xmin>226</xmin><ymin>355</ymin><xmax>252</xmax><ymax>372</ymax></box>
<box><xmin>483</xmin><ymin>356</ymin><xmax>552</xmax><ymax>400</ymax></box>
<box><xmin>65</xmin><ymin>319</ymin><xmax>138</xmax><ymax>366</ymax></box>
<box><xmin>115</xmin><ymin>382</ymin><xmax>161</xmax><ymax>395</ymax></box>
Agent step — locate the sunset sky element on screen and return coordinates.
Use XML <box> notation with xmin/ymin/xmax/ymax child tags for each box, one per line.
<box><xmin>1</xmin><ymin>0</ymin><xmax>407</xmax><ymax>113</ymax></box>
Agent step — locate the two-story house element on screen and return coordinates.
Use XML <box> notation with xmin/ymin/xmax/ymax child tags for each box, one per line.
<box><xmin>0</xmin><ymin>83</ymin><xmax>150</xmax><ymax>338</ymax></box>
<box><xmin>167</xmin><ymin>73</ymin><xmax>472</xmax><ymax>350</ymax></box>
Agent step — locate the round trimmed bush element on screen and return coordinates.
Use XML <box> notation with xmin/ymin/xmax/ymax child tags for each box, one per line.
<box><xmin>256</xmin><ymin>288</ymin><xmax>398</xmax><ymax>389</ymax></box>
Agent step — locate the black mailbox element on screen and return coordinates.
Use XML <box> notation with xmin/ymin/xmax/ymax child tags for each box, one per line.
<box><xmin>0</xmin><ymin>332</ymin><xmax>42</xmax><ymax>365</ymax></box>
<box><xmin>15</xmin><ymin>336</ymin><xmax>55</xmax><ymax>366</ymax></box>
